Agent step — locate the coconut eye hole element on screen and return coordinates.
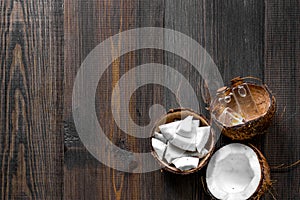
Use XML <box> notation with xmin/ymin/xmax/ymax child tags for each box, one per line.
<box><xmin>238</xmin><ymin>85</ymin><xmax>247</xmax><ymax>97</ymax></box>
<box><xmin>224</xmin><ymin>95</ymin><xmax>231</xmax><ymax>103</ymax></box>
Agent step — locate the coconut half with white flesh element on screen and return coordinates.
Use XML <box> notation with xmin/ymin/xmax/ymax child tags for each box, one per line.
<box><xmin>151</xmin><ymin>108</ymin><xmax>215</xmax><ymax>175</ymax></box>
<box><xmin>206</xmin><ymin>143</ymin><xmax>271</xmax><ymax>200</ymax></box>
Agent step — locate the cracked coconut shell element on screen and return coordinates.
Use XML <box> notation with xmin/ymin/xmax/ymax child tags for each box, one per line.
<box><xmin>210</xmin><ymin>77</ymin><xmax>276</xmax><ymax>140</ymax></box>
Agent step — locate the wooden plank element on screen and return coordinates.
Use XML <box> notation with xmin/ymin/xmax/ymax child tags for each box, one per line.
<box><xmin>264</xmin><ymin>0</ymin><xmax>300</xmax><ymax>199</ymax></box>
<box><xmin>134</xmin><ymin>1</ymin><xmax>166</xmax><ymax>199</ymax></box>
<box><xmin>164</xmin><ymin>0</ymin><xmax>265</xmax><ymax>199</ymax></box>
<box><xmin>203</xmin><ymin>0</ymin><xmax>265</xmax><ymax>83</ymax></box>
<box><xmin>64</xmin><ymin>0</ymin><xmax>165</xmax><ymax>199</ymax></box>
<box><xmin>0</xmin><ymin>0</ymin><xmax>64</xmax><ymax>199</ymax></box>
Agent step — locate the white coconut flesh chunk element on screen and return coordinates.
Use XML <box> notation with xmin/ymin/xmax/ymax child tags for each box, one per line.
<box><xmin>176</xmin><ymin>115</ymin><xmax>193</xmax><ymax>137</ymax></box>
<box><xmin>154</xmin><ymin>132</ymin><xmax>167</xmax><ymax>143</ymax></box>
<box><xmin>164</xmin><ymin>142</ymin><xmax>187</xmax><ymax>163</ymax></box>
<box><xmin>195</xmin><ymin>126</ymin><xmax>210</xmax><ymax>153</ymax></box>
<box><xmin>189</xmin><ymin>148</ymin><xmax>209</xmax><ymax>158</ymax></box>
<box><xmin>159</xmin><ymin>121</ymin><xmax>181</xmax><ymax>140</ymax></box>
<box><xmin>151</xmin><ymin>138</ymin><xmax>167</xmax><ymax>160</ymax></box>
<box><xmin>192</xmin><ymin>120</ymin><xmax>200</xmax><ymax>127</ymax></box>
<box><xmin>206</xmin><ymin>143</ymin><xmax>261</xmax><ymax>200</ymax></box>
<box><xmin>176</xmin><ymin>118</ymin><xmax>200</xmax><ymax>138</ymax></box>
<box><xmin>172</xmin><ymin>157</ymin><xmax>199</xmax><ymax>171</ymax></box>
<box><xmin>169</xmin><ymin>134</ymin><xmax>196</xmax><ymax>151</ymax></box>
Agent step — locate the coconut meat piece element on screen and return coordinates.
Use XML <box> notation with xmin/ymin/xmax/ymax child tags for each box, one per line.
<box><xmin>206</xmin><ymin>143</ymin><xmax>261</xmax><ymax>200</ymax></box>
<box><xmin>176</xmin><ymin>115</ymin><xmax>193</xmax><ymax>137</ymax></box>
<box><xmin>151</xmin><ymin>138</ymin><xmax>167</xmax><ymax>160</ymax></box>
<box><xmin>192</xmin><ymin>119</ymin><xmax>200</xmax><ymax>127</ymax></box>
<box><xmin>164</xmin><ymin>142</ymin><xmax>187</xmax><ymax>163</ymax></box>
<box><xmin>176</xmin><ymin>118</ymin><xmax>200</xmax><ymax>138</ymax></box>
<box><xmin>169</xmin><ymin>133</ymin><xmax>196</xmax><ymax>151</ymax></box>
<box><xmin>172</xmin><ymin>157</ymin><xmax>199</xmax><ymax>171</ymax></box>
<box><xmin>159</xmin><ymin>121</ymin><xmax>181</xmax><ymax>140</ymax></box>
<box><xmin>195</xmin><ymin>126</ymin><xmax>210</xmax><ymax>153</ymax></box>
<box><xmin>154</xmin><ymin>131</ymin><xmax>167</xmax><ymax>143</ymax></box>
<box><xmin>189</xmin><ymin>148</ymin><xmax>209</xmax><ymax>158</ymax></box>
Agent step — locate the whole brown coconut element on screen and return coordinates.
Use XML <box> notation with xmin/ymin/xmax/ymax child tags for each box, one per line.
<box><xmin>151</xmin><ymin>108</ymin><xmax>215</xmax><ymax>175</ymax></box>
<box><xmin>206</xmin><ymin>143</ymin><xmax>271</xmax><ymax>200</ymax></box>
<box><xmin>210</xmin><ymin>77</ymin><xmax>276</xmax><ymax>140</ymax></box>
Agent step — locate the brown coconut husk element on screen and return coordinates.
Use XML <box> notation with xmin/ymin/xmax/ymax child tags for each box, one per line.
<box><xmin>151</xmin><ymin>108</ymin><xmax>215</xmax><ymax>175</ymax></box>
<box><xmin>211</xmin><ymin>77</ymin><xmax>276</xmax><ymax>140</ymax></box>
<box><xmin>249</xmin><ymin>144</ymin><xmax>272</xmax><ymax>200</ymax></box>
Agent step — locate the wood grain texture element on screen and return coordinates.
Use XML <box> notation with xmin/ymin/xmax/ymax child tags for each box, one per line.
<box><xmin>264</xmin><ymin>0</ymin><xmax>300</xmax><ymax>199</ymax></box>
<box><xmin>64</xmin><ymin>0</ymin><xmax>142</xmax><ymax>199</ymax></box>
<box><xmin>1</xmin><ymin>0</ymin><xmax>299</xmax><ymax>199</ymax></box>
<box><xmin>0</xmin><ymin>0</ymin><xmax>64</xmax><ymax>199</ymax></box>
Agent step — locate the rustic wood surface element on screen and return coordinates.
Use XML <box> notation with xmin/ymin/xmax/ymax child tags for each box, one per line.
<box><xmin>1</xmin><ymin>0</ymin><xmax>299</xmax><ymax>199</ymax></box>
<box><xmin>0</xmin><ymin>0</ymin><xmax>64</xmax><ymax>199</ymax></box>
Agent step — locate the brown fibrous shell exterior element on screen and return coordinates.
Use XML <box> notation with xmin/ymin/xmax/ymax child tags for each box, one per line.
<box><xmin>211</xmin><ymin>83</ymin><xmax>276</xmax><ymax>140</ymax></box>
<box><xmin>249</xmin><ymin>144</ymin><xmax>271</xmax><ymax>200</ymax></box>
<box><xmin>150</xmin><ymin>108</ymin><xmax>215</xmax><ymax>175</ymax></box>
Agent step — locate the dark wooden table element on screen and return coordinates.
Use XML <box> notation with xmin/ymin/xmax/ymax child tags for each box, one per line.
<box><xmin>1</xmin><ymin>0</ymin><xmax>299</xmax><ymax>199</ymax></box>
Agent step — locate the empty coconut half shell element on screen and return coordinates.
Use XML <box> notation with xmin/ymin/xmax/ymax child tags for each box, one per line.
<box><xmin>206</xmin><ymin>143</ymin><xmax>271</xmax><ymax>200</ymax></box>
<box><xmin>210</xmin><ymin>77</ymin><xmax>276</xmax><ymax>140</ymax></box>
<box><xmin>151</xmin><ymin>108</ymin><xmax>215</xmax><ymax>175</ymax></box>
